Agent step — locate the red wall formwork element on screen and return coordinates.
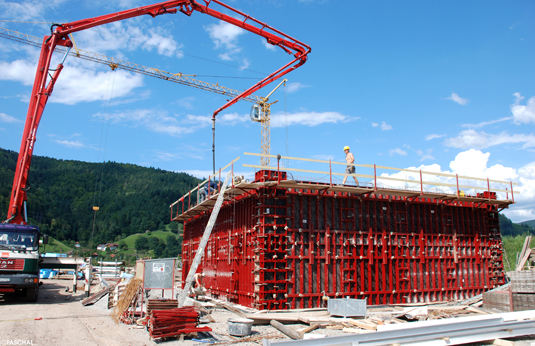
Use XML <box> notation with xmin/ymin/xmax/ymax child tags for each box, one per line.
<box><xmin>181</xmin><ymin>171</ymin><xmax>505</xmax><ymax>310</ymax></box>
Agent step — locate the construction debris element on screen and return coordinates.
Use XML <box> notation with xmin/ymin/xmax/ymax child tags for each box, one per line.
<box><xmin>148</xmin><ymin>306</ymin><xmax>212</xmax><ymax>339</ymax></box>
<box><xmin>146</xmin><ymin>298</ymin><xmax>179</xmax><ymax>315</ymax></box>
<box><xmin>246</xmin><ymin>308</ymin><xmax>330</xmax><ymax>324</ymax></box>
<box><xmin>270</xmin><ymin>320</ymin><xmax>302</xmax><ymax>340</ymax></box>
<box><xmin>81</xmin><ymin>286</ymin><xmax>110</xmax><ymax>306</ymax></box>
<box><xmin>111</xmin><ymin>278</ymin><xmax>142</xmax><ymax>323</ymax></box>
<box><xmin>482</xmin><ymin>270</ymin><xmax>535</xmax><ymax>312</ymax></box>
<box><xmin>262</xmin><ymin>309</ymin><xmax>535</xmax><ymax>346</ymax></box>
<box><xmin>516</xmin><ymin>236</ymin><xmax>532</xmax><ymax>271</ymax></box>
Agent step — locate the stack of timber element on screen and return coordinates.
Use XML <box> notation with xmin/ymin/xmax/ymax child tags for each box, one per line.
<box><xmin>483</xmin><ymin>269</ymin><xmax>535</xmax><ymax>312</ymax></box>
<box><xmin>510</xmin><ymin>270</ymin><xmax>535</xmax><ymax>311</ymax></box>
<box><xmin>483</xmin><ymin>289</ymin><xmax>513</xmax><ymax>312</ymax></box>
<box><xmin>148</xmin><ymin>306</ymin><xmax>212</xmax><ymax>339</ymax></box>
<box><xmin>147</xmin><ymin>299</ymin><xmax>179</xmax><ymax>315</ymax></box>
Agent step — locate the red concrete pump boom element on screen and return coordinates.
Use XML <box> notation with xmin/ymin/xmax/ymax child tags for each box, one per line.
<box><xmin>4</xmin><ymin>0</ymin><xmax>310</xmax><ymax>225</ymax></box>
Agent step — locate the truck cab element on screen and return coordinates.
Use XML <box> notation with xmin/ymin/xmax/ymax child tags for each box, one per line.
<box><xmin>0</xmin><ymin>223</ymin><xmax>47</xmax><ymax>302</ymax></box>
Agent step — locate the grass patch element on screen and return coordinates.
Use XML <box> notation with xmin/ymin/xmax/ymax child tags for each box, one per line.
<box><xmin>39</xmin><ymin>237</ymin><xmax>73</xmax><ymax>254</ymax></box>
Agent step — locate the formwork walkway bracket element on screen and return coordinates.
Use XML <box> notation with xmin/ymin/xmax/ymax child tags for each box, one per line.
<box><xmin>177</xmin><ymin>171</ymin><xmax>232</xmax><ymax>308</ymax></box>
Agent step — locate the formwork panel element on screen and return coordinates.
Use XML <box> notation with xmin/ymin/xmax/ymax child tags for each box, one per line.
<box><xmin>181</xmin><ymin>176</ymin><xmax>506</xmax><ymax>310</ymax></box>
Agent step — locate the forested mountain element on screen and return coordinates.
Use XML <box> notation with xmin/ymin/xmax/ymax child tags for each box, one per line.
<box><xmin>1</xmin><ymin>147</ymin><xmax>532</xmax><ymax>247</ymax></box>
<box><xmin>499</xmin><ymin>213</ymin><xmax>534</xmax><ymax>236</ymax></box>
<box><xmin>520</xmin><ymin>219</ymin><xmax>535</xmax><ymax>229</ymax></box>
<box><xmin>0</xmin><ymin>148</ymin><xmax>200</xmax><ymax>245</ymax></box>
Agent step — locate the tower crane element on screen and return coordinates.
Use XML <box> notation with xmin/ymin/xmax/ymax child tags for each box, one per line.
<box><xmin>1</xmin><ymin>26</ymin><xmax>286</xmax><ymax>168</ymax></box>
<box><xmin>250</xmin><ymin>78</ymin><xmax>287</xmax><ymax>167</ymax></box>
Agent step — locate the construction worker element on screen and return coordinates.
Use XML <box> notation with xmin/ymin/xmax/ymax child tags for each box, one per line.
<box><xmin>189</xmin><ymin>272</ymin><xmax>206</xmax><ymax>299</ymax></box>
<box><xmin>342</xmin><ymin>146</ymin><xmax>359</xmax><ymax>186</ymax></box>
<box><xmin>199</xmin><ymin>181</ymin><xmax>218</xmax><ymax>203</ymax></box>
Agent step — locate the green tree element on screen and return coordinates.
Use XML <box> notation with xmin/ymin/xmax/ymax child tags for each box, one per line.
<box><xmin>118</xmin><ymin>239</ymin><xmax>128</xmax><ymax>251</ymax></box>
<box><xmin>147</xmin><ymin>236</ymin><xmax>160</xmax><ymax>250</ymax></box>
<box><xmin>163</xmin><ymin>234</ymin><xmax>181</xmax><ymax>258</ymax></box>
<box><xmin>134</xmin><ymin>236</ymin><xmax>148</xmax><ymax>251</ymax></box>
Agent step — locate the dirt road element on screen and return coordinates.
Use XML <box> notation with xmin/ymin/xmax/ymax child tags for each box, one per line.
<box><xmin>0</xmin><ymin>280</ymin><xmax>199</xmax><ymax>346</ymax></box>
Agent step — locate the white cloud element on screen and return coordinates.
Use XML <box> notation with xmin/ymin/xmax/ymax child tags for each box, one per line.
<box><xmin>446</xmin><ymin>92</ymin><xmax>469</xmax><ymax>105</ymax></box>
<box><xmin>0</xmin><ymin>0</ymin><xmax>67</xmax><ymax>22</ymax></box>
<box><xmin>271</xmin><ymin>111</ymin><xmax>351</xmax><ymax>127</ymax></box>
<box><xmin>285</xmin><ymin>82</ymin><xmax>309</xmax><ymax>93</ymax></box>
<box><xmin>205</xmin><ymin>21</ymin><xmax>246</xmax><ymax>61</ymax></box>
<box><xmin>56</xmin><ymin>64</ymin><xmax>144</xmax><ymax>105</ymax></box>
<box><xmin>94</xmin><ymin>109</ymin><xmax>197</xmax><ymax>136</ymax></box>
<box><xmin>53</xmin><ymin>139</ymin><xmax>85</xmax><ymax>148</ymax></box>
<box><xmin>0</xmin><ymin>113</ymin><xmax>20</xmax><ymax>123</ymax></box>
<box><xmin>462</xmin><ymin>117</ymin><xmax>513</xmax><ymax>128</ymax></box>
<box><xmin>0</xmin><ymin>58</ymin><xmax>145</xmax><ymax>105</ymax></box>
<box><xmin>74</xmin><ymin>22</ymin><xmax>183</xmax><ymax>58</ymax></box>
<box><xmin>184</xmin><ymin>112</ymin><xmax>249</xmax><ymax>127</ymax></box>
<box><xmin>377</xmin><ymin>149</ymin><xmax>533</xmax><ymax>222</ymax></box>
<box><xmin>389</xmin><ymin>148</ymin><xmax>407</xmax><ymax>156</ymax></box>
<box><xmin>239</xmin><ymin>58</ymin><xmax>250</xmax><ymax>71</ymax></box>
<box><xmin>449</xmin><ymin>149</ymin><xmax>516</xmax><ymax>179</ymax></box>
<box><xmin>219</xmin><ymin>112</ymin><xmax>249</xmax><ymax>124</ymax></box>
<box><xmin>262</xmin><ymin>39</ymin><xmax>276</xmax><ymax>51</ymax></box>
<box><xmin>0</xmin><ymin>59</ymin><xmax>37</xmax><ymax>86</ymax></box>
<box><xmin>371</xmin><ymin>121</ymin><xmax>392</xmax><ymax>130</ymax></box>
<box><xmin>381</xmin><ymin>121</ymin><xmax>392</xmax><ymax>130</ymax></box>
<box><xmin>180</xmin><ymin>110</ymin><xmax>351</xmax><ymax>129</ymax></box>
<box><xmin>425</xmin><ymin>134</ymin><xmax>446</xmax><ymax>141</ymax></box>
<box><xmin>511</xmin><ymin>93</ymin><xmax>535</xmax><ymax>124</ymax></box>
<box><xmin>417</xmin><ymin>148</ymin><xmax>435</xmax><ymax>162</ymax></box>
<box><xmin>444</xmin><ymin>129</ymin><xmax>535</xmax><ymax>149</ymax></box>
<box><xmin>94</xmin><ymin>110</ymin><xmax>252</xmax><ymax>137</ymax></box>
<box><xmin>177</xmin><ymin>96</ymin><xmax>196</xmax><ymax>110</ymax></box>
<box><xmin>154</xmin><ymin>147</ymin><xmax>204</xmax><ymax>162</ymax></box>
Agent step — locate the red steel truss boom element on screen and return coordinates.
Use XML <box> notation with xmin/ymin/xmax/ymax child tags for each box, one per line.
<box><xmin>4</xmin><ymin>0</ymin><xmax>310</xmax><ymax>224</ymax></box>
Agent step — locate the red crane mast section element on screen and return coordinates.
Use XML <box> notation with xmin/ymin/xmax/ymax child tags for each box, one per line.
<box><xmin>5</xmin><ymin>0</ymin><xmax>311</xmax><ymax>224</ymax></box>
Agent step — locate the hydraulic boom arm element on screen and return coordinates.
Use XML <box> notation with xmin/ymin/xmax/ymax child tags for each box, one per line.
<box><xmin>4</xmin><ymin>0</ymin><xmax>310</xmax><ymax>224</ymax></box>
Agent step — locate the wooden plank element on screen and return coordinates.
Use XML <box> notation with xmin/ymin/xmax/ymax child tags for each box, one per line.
<box><xmin>246</xmin><ymin>310</ymin><xmax>329</xmax><ymax>324</ymax></box>
<box><xmin>346</xmin><ymin>319</ymin><xmax>377</xmax><ymax>331</ymax></box>
<box><xmin>270</xmin><ymin>320</ymin><xmax>302</xmax><ymax>340</ymax></box>
<box><xmin>516</xmin><ymin>249</ymin><xmax>532</xmax><ymax>271</ymax></box>
<box><xmin>342</xmin><ymin>328</ymin><xmax>374</xmax><ymax>334</ymax></box>
<box><xmin>299</xmin><ymin>324</ymin><xmax>319</xmax><ymax>335</ymax></box>
<box><xmin>81</xmin><ymin>287</ymin><xmax>109</xmax><ymax>306</ymax></box>
<box><xmin>215</xmin><ymin>301</ymin><xmax>247</xmax><ymax>318</ymax></box>
<box><xmin>519</xmin><ymin>236</ymin><xmax>532</xmax><ymax>262</ymax></box>
<box><xmin>466</xmin><ymin>306</ymin><xmax>490</xmax><ymax>315</ymax></box>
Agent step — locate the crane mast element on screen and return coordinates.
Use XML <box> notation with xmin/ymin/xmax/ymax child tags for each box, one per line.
<box><xmin>3</xmin><ymin>0</ymin><xmax>310</xmax><ymax>224</ymax></box>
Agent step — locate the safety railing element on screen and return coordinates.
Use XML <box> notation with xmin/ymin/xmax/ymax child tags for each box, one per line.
<box><xmin>242</xmin><ymin>152</ymin><xmax>520</xmax><ymax>201</ymax></box>
<box><xmin>169</xmin><ymin>157</ymin><xmax>240</xmax><ymax>221</ymax></box>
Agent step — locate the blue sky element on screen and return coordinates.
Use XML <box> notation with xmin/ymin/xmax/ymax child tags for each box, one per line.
<box><xmin>0</xmin><ymin>0</ymin><xmax>534</xmax><ymax>222</ymax></box>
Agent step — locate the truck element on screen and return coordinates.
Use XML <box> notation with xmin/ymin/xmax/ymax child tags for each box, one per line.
<box><xmin>0</xmin><ymin>223</ymin><xmax>48</xmax><ymax>301</ymax></box>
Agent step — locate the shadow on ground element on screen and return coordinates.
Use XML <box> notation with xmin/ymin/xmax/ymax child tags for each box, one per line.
<box><xmin>0</xmin><ymin>279</ymin><xmax>85</xmax><ymax>305</ymax></box>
